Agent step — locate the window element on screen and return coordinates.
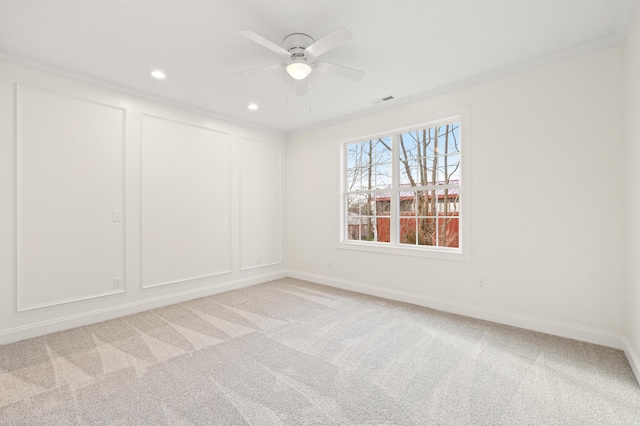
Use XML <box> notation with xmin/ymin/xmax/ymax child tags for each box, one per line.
<box><xmin>343</xmin><ymin>118</ymin><xmax>462</xmax><ymax>254</ymax></box>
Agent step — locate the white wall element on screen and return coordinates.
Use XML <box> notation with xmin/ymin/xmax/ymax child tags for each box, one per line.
<box><xmin>0</xmin><ymin>38</ymin><xmax>633</xmax><ymax>358</ymax></box>
<box><xmin>0</xmin><ymin>60</ymin><xmax>286</xmax><ymax>344</ymax></box>
<box><xmin>624</xmin><ymin>10</ymin><xmax>640</xmax><ymax>380</ymax></box>
<box><xmin>239</xmin><ymin>137</ymin><xmax>283</xmax><ymax>270</ymax></box>
<box><xmin>287</xmin><ymin>46</ymin><xmax>626</xmax><ymax>348</ymax></box>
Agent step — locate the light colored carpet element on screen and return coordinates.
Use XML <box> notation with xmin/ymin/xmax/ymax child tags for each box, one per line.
<box><xmin>0</xmin><ymin>278</ymin><xmax>639</xmax><ymax>425</ymax></box>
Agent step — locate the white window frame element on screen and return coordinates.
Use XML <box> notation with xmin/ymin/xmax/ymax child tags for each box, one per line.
<box><xmin>339</xmin><ymin>109</ymin><xmax>470</xmax><ymax>262</ymax></box>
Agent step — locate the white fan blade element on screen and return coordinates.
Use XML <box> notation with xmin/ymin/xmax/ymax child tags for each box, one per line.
<box><xmin>238</xmin><ymin>30</ymin><xmax>291</xmax><ymax>58</ymax></box>
<box><xmin>235</xmin><ymin>63</ymin><xmax>285</xmax><ymax>75</ymax></box>
<box><xmin>305</xmin><ymin>27</ymin><xmax>352</xmax><ymax>58</ymax></box>
<box><xmin>294</xmin><ymin>78</ymin><xmax>309</xmax><ymax>96</ymax></box>
<box><xmin>314</xmin><ymin>61</ymin><xmax>364</xmax><ymax>81</ymax></box>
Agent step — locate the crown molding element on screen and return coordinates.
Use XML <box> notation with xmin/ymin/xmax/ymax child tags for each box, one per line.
<box><xmin>0</xmin><ymin>51</ymin><xmax>286</xmax><ymax>138</ymax></box>
<box><xmin>288</xmin><ymin>33</ymin><xmax>623</xmax><ymax>137</ymax></box>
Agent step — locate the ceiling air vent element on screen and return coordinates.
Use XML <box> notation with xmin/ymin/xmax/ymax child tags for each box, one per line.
<box><xmin>371</xmin><ymin>95</ymin><xmax>395</xmax><ymax>105</ymax></box>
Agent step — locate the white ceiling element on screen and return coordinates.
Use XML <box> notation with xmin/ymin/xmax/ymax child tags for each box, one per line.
<box><xmin>0</xmin><ymin>0</ymin><xmax>637</xmax><ymax>134</ymax></box>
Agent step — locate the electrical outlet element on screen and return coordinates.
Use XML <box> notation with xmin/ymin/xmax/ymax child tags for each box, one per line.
<box><xmin>328</xmin><ymin>257</ymin><xmax>333</xmax><ymax>266</ymax></box>
<box><xmin>113</xmin><ymin>277</ymin><xmax>123</xmax><ymax>289</ymax></box>
<box><xmin>257</xmin><ymin>256</ymin><xmax>262</xmax><ymax>265</ymax></box>
<box><xmin>477</xmin><ymin>278</ymin><xmax>486</xmax><ymax>290</ymax></box>
<box><xmin>112</xmin><ymin>211</ymin><xmax>123</xmax><ymax>222</ymax></box>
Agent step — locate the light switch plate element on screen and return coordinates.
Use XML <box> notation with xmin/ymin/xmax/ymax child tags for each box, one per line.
<box><xmin>113</xmin><ymin>211</ymin><xmax>122</xmax><ymax>222</ymax></box>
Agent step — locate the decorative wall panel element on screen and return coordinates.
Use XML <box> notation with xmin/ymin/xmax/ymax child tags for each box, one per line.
<box><xmin>17</xmin><ymin>85</ymin><xmax>125</xmax><ymax>310</ymax></box>
<box><xmin>239</xmin><ymin>138</ymin><xmax>282</xmax><ymax>270</ymax></box>
<box><xmin>141</xmin><ymin>115</ymin><xmax>231</xmax><ymax>288</ymax></box>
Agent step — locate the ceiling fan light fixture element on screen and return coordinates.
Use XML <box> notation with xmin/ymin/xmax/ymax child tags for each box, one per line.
<box><xmin>286</xmin><ymin>60</ymin><xmax>313</xmax><ymax>80</ymax></box>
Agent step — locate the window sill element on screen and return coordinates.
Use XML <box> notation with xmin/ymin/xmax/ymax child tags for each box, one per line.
<box><xmin>337</xmin><ymin>240</ymin><xmax>469</xmax><ymax>262</ymax></box>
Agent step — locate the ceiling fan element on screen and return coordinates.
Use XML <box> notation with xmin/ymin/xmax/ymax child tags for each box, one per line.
<box><xmin>237</xmin><ymin>27</ymin><xmax>365</xmax><ymax>95</ymax></box>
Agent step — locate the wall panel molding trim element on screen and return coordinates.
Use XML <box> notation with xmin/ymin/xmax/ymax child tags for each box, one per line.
<box><xmin>286</xmin><ymin>270</ymin><xmax>626</xmax><ymax>350</ymax></box>
<box><xmin>140</xmin><ymin>114</ymin><xmax>232</xmax><ymax>289</ymax></box>
<box><xmin>239</xmin><ymin>261</ymin><xmax>283</xmax><ymax>272</ymax></box>
<box><xmin>17</xmin><ymin>289</ymin><xmax>127</xmax><ymax>312</ymax></box>
<box><xmin>239</xmin><ymin>137</ymin><xmax>283</xmax><ymax>270</ymax></box>
<box><xmin>139</xmin><ymin>113</ymin><xmax>232</xmax><ymax>136</ymax></box>
<box><xmin>16</xmin><ymin>83</ymin><xmax>127</xmax><ymax>311</ymax></box>
<box><xmin>0</xmin><ymin>271</ymin><xmax>286</xmax><ymax>345</ymax></box>
<box><xmin>141</xmin><ymin>270</ymin><xmax>232</xmax><ymax>289</ymax></box>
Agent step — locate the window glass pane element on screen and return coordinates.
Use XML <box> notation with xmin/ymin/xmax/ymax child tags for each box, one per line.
<box><xmin>349</xmin><ymin>168</ymin><xmax>378</xmax><ymax>191</ymax></box>
<box><xmin>399</xmin><ymin>216</ymin><xmax>416</xmax><ymax>245</ymax></box>
<box><xmin>401</xmin><ymin>128</ymin><xmax>437</xmax><ymax>157</ymax></box>
<box><xmin>376</xmin><ymin>217</ymin><xmax>391</xmax><ymax>243</ymax></box>
<box><xmin>375</xmin><ymin>163</ymin><xmax>392</xmax><ymax>188</ymax></box>
<box><xmin>445</xmin><ymin>123</ymin><xmax>461</xmax><ymax>154</ymax></box>
<box><xmin>347</xmin><ymin>139</ymin><xmax>394</xmax><ymax>189</ymax></box>
<box><xmin>346</xmin><ymin>193</ymin><xmax>364</xmax><ymax>241</ymax></box>
<box><xmin>375</xmin><ymin>192</ymin><xmax>392</xmax><ymax>215</ymax></box>
<box><xmin>400</xmin><ymin>216</ymin><xmax>437</xmax><ymax>246</ymax></box>
<box><xmin>400</xmin><ymin>190</ymin><xmax>439</xmax><ymax>215</ymax></box>
<box><xmin>439</xmin><ymin>153</ymin><xmax>460</xmax><ymax>183</ymax></box>
<box><xmin>423</xmin><ymin>157</ymin><xmax>436</xmax><ymax>185</ymax></box>
<box><xmin>434</xmin><ymin>155</ymin><xmax>446</xmax><ymax>184</ymax></box>
<box><xmin>373</xmin><ymin>137</ymin><xmax>392</xmax><ymax>163</ymax></box>
<box><xmin>360</xmin><ymin>217</ymin><xmax>376</xmax><ymax>241</ymax></box>
<box><xmin>401</xmin><ymin>150</ymin><xmax>445</xmax><ymax>186</ymax></box>
<box><xmin>347</xmin><ymin>194</ymin><xmax>371</xmax><ymax>215</ymax></box>
<box><xmin>346</xmin><ymin>191</ymin><xmax>390</xmax><ymax>243</ymax></box>
<box><xmin>399</xmin><ymin>190</ymin><xmax>437</xmax><ymax>245</ymax></box>
<box><xmin>346</xmin><ymin>220</ymin><xmax>362</xmax><ymax>241</ymax></box>
<box><xmin>434</xmin><ymin>188</ymin><xmax>460</xmax><ymax>216</ymax></box>
<box><xmin>399</xmin><ymin>159</ymin><xmax>418</xmax><ymax>186</ymax></box>
<box><xmin>398</xmin><ymin>133</ymin><xmax>418</xmax><ymax>160</ymax></box>
<box><xmin>399</xmin><ymin>191</ymin><xmax>416</xmax><ymax>215</ymax></box>
<box><xmin>346</xmin><ymin>144</ymin><xmax>360</xmax><ymax>169</ymax></box>
<box><xmin>415</xmin><ymin>217</ymin><xmax>437</xmax><ymax>246</ymax></box>
<box><xmin>425</xmin><ymin>128</ymin><xmax>438</xmax><ymax>157</ymax></box>
<box><xmin>413</xmin><ymin>190</ymin><xmax>436</xmax><ymax>216</ymax></box>
<box><xmin>347</xmin><ymin>216</ymin><xmax>375</xmax><ymax>241</ymax></box>
<box><xmin>366</xmin><ymin>197</ymin><xmax>375</xmax><ymax>216</ymax></box>
<box><xmin>438</xmin><ymin>217</ymin><xmax>459</xmax><ymax>248</ymax></box>
<box><xmin>346</xmin><ymin>166</ymin><xmax>361</xmax><ymax>191</ymax></box>
<box><xmin>360</xmin><ymin>165</ymin><xmax>373</xmax><ymax>190</ymax></box>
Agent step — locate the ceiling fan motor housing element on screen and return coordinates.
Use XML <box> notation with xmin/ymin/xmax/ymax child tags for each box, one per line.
<box><xmin>283</xmin><ymin>33</ymin><xmax>314</xmax><ymax>58</ymax></box>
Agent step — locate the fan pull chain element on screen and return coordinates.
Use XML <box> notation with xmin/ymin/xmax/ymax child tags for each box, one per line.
<box><xmin>285</xmin><ymin>73</ymin><xmax>289</xmax><ymax>107</ymax></box>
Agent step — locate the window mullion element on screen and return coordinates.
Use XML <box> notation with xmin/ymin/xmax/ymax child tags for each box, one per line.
<box><xmin>390</xmin><ymin>134</ymin><xmax>399</xmax><ymax>244</ymax></box>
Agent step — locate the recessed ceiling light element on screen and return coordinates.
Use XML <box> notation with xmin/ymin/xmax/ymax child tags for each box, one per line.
<box><xmin>247</xmin><ymin>103</ymin><xmax>259</xmax><ymax>110</ymax></box>
<box><xmin>151</xmin><ymin>70</ymin><xmax>166</xmax><ymax>79</ymax></box>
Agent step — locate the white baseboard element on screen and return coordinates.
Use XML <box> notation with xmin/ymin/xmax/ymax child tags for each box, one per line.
<box><xmin>287</xmin><ymin>270</ymin><xmax>626</xmax><ymax>350</ymax></box>
<box><xmin>3</xmin><ymin>267</ymin><xmax>634</xmax><ymax>384</ymax></box>
<box><xmin>0</xmin><ymin>271</ymin><xmax>286</xmax><ymax>345</ymax></box>
<box><xmin>623</xmin><ymin>338</ymin><xmax>640</xmax><ymax>385</ymax></box>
